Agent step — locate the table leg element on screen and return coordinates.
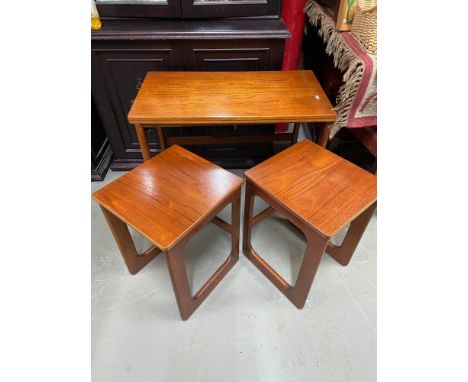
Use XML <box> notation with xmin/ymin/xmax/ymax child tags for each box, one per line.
<box><xmin>100</xmin><ymin>206</ymin><xmax>162</xmax><ymax>274</ymax></box>
<box><xmin>317</xmin><ymin>123</ymin><xmax>330</xmax><ymax>147</ymax></box>
<box><xmin>135</xmin><ymin>124</ymin><xmax>151</xmax><ymax>162</ymax></box>
<box><xmin>326</xmin><ymin>202</ymin><xmax>377</xmax><ymax>266</ymax></box>
<box><xmin>166</xmin><ymin>189</ymin><xmax>241</xmax><ymax>320</ymax></box>
<box><xmin>243</xmin><ymin>180</ymin><xmax>330</xmax><ymax>309</ymax></box>
<box><xmin>157</xmin><ymin>127</ymin><xmax>166</xmax><ymax>151</ymax></box>
<box><xmin>292</xmin><ymin>122</ymin><xmax>300</xmax><ymax>145</ymax></box>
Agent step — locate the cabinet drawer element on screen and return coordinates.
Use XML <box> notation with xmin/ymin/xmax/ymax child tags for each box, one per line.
<box><xmin>180</xmin><ymin>0</ymin><xmax>282</xmax><ymax>19</ymax></box>
<box><xmin>183</xmin><ymin>39</ymin><xmax>283</xmax><ymax>71</ymax></box>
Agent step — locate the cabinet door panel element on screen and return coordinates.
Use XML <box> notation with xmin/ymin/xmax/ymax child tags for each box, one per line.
<box><xmin>92</xmin><ymin>42</ymin><xmax>181</xmax><ymax>166</ymax></box>
<box><xmin>180</xmin><ymin>0</ymin><xmax>281</xmax><ymax>18</ymax></box>
<box><xmin>96</xmin><ymin>0</ymin><xmax>181</xmax><ymax>18</ymax></box>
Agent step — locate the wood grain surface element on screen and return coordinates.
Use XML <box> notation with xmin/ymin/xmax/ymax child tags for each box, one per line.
<box><xmin>244</xmin><ymin>139</ymin><xmax>377</xmax><ymax>237</ymax></box>
<box><xmin>128</xmin><ymin>71</ymin><xmax>336</xmax><ymax>125</ymax></box>
<box><xmin>93</xmin><ymin>145</ymin><xmax>243</xmax><ymax>250</ymax></box>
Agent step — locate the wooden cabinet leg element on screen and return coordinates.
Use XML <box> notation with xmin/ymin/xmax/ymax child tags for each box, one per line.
<box><xmin>135</xmin><ymin>124</ymin><xmax>151</xmax><ymax>162</ymax></box>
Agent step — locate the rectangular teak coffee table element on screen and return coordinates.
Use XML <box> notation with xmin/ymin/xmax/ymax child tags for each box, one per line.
<box><xmin>128</xmin><ymin>71</ymin><xmax>337</xmax><ymax>161</ymax></box>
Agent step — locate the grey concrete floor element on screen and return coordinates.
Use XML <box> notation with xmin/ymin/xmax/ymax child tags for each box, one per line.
<box><xmin>91</xmin><ymin>146</ymin><xmax>377</xmax><ymax>382</ymax></box>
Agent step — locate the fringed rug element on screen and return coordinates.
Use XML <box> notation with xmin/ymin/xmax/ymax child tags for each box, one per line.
<box><xmin>305</xmin><ymin>0</ymin><xmax>377</xmax><ymax>138</ymax></box>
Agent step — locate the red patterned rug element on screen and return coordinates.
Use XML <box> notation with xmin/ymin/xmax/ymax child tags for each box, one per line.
<box><xmin>306</xmin><ymin>0</ymin><xmax>377</xmax><ymax>138</ymax></box>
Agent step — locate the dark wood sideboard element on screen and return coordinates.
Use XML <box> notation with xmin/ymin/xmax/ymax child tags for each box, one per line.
<box><xmin>91</xmin><ymin>1</ymin><xmax>290</xmax><ymax>173</ymax></box>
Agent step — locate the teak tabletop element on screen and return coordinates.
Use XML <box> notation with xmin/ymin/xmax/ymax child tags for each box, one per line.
<box><xmin>244</xmin><ymin>140</ymin><xmax>377</xmax><ymax>237</ymax></box>
<box><xmin>92</xmin><ymin>145</ymin><xmax>243</xmax><ymax>250</ymax></box>
<box><xmin>128</xmin><ymin>71</ymin><xmax>336</xmax><ymax>126</ymax></box>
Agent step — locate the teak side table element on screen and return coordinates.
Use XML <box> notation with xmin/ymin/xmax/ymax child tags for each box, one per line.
<box><xmin>243</xmin><ymin>140</ymin><xmax>377</xmax><ymax>309</ymax></box>
<box><xmin>128</xmin><ymin>71</ymin><xmax>337</xmax><ymax>160</ymax></box>
<box><xmin>93</xmin><ymin>145</ymin><xmax>243</xmax><ymax>320</ymax></box>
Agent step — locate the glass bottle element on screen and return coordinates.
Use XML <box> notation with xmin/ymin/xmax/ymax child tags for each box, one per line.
<box><xmin>91</xmin><ymin>0</ymin><xmax>102</xmax><ymax>30</ymax></box>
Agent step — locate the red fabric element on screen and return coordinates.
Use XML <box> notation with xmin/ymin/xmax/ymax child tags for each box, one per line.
<box><xmin>276</xmin><ymin>0</ymin><xmax>307</xmax><ymax>133</ymax></box>
<box><xmin>282</xmin><ymin>0</ymin><xmax>308</xmax><ymax>71</ymax></box>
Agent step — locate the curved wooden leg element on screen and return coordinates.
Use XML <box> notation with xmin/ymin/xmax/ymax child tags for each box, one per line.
<box><xmin>242</xmin><ymin>180</ymin><xmax>329</xmax><ymax>309</ymax></box>
<box><xmin>100</xmin><ymin>206</ymin><xmax>162</xmax><ymax>275</ymax></box>
<box><xmin>288</xmin><ymin>232</ymin><xmax>329</xmax><ymax>308</ymax></box>
<box><xmin>166</xmin><ymin>189</ymin><xmax>241</xmax><ymax>320</ymax></box>
<box><xmin>326</xmin><ymin>202</ymin><xmax>377</xmax><ymax>266</ymax></box>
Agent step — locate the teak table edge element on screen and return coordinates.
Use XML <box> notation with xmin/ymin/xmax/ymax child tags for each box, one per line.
<box><xmin>243</xmin><ymin>173</ymin><xmax>376</xmax><ymax>239</ymax></box>
<box><xmin>92</xmin><ymin>179</ymin><xmax>243</xmax><ymax>252</ymax></box>
<box><xmin>132</xmin><ymin>121</ymin><xmax>335</xmax><ymax>162</ymax></box>
<box><xmin>127</xmin><ymin>116</ymin><xmax>337</xmax><ymax>125</ymax></box>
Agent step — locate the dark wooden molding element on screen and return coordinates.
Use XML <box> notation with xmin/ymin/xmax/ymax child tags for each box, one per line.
<box><xmin>92</xmin><ymin>142</ymin><xmax>113</xmax><ymax>181</ymax></box>
<box><xmin>92</xmin><ymin>96</ymin><xmax>114</xmax><ymax>181</ymax></box>
<box><xmin>91</xmin><ymin>19</ymin><xmax>291</xmax><ymax>41</ymax></box>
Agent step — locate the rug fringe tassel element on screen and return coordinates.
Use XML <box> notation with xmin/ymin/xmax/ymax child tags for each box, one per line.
<box><xmin>305</xmin><ymin>1</ymin><xmax>365</xmax><ymax>138</ymax></box>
